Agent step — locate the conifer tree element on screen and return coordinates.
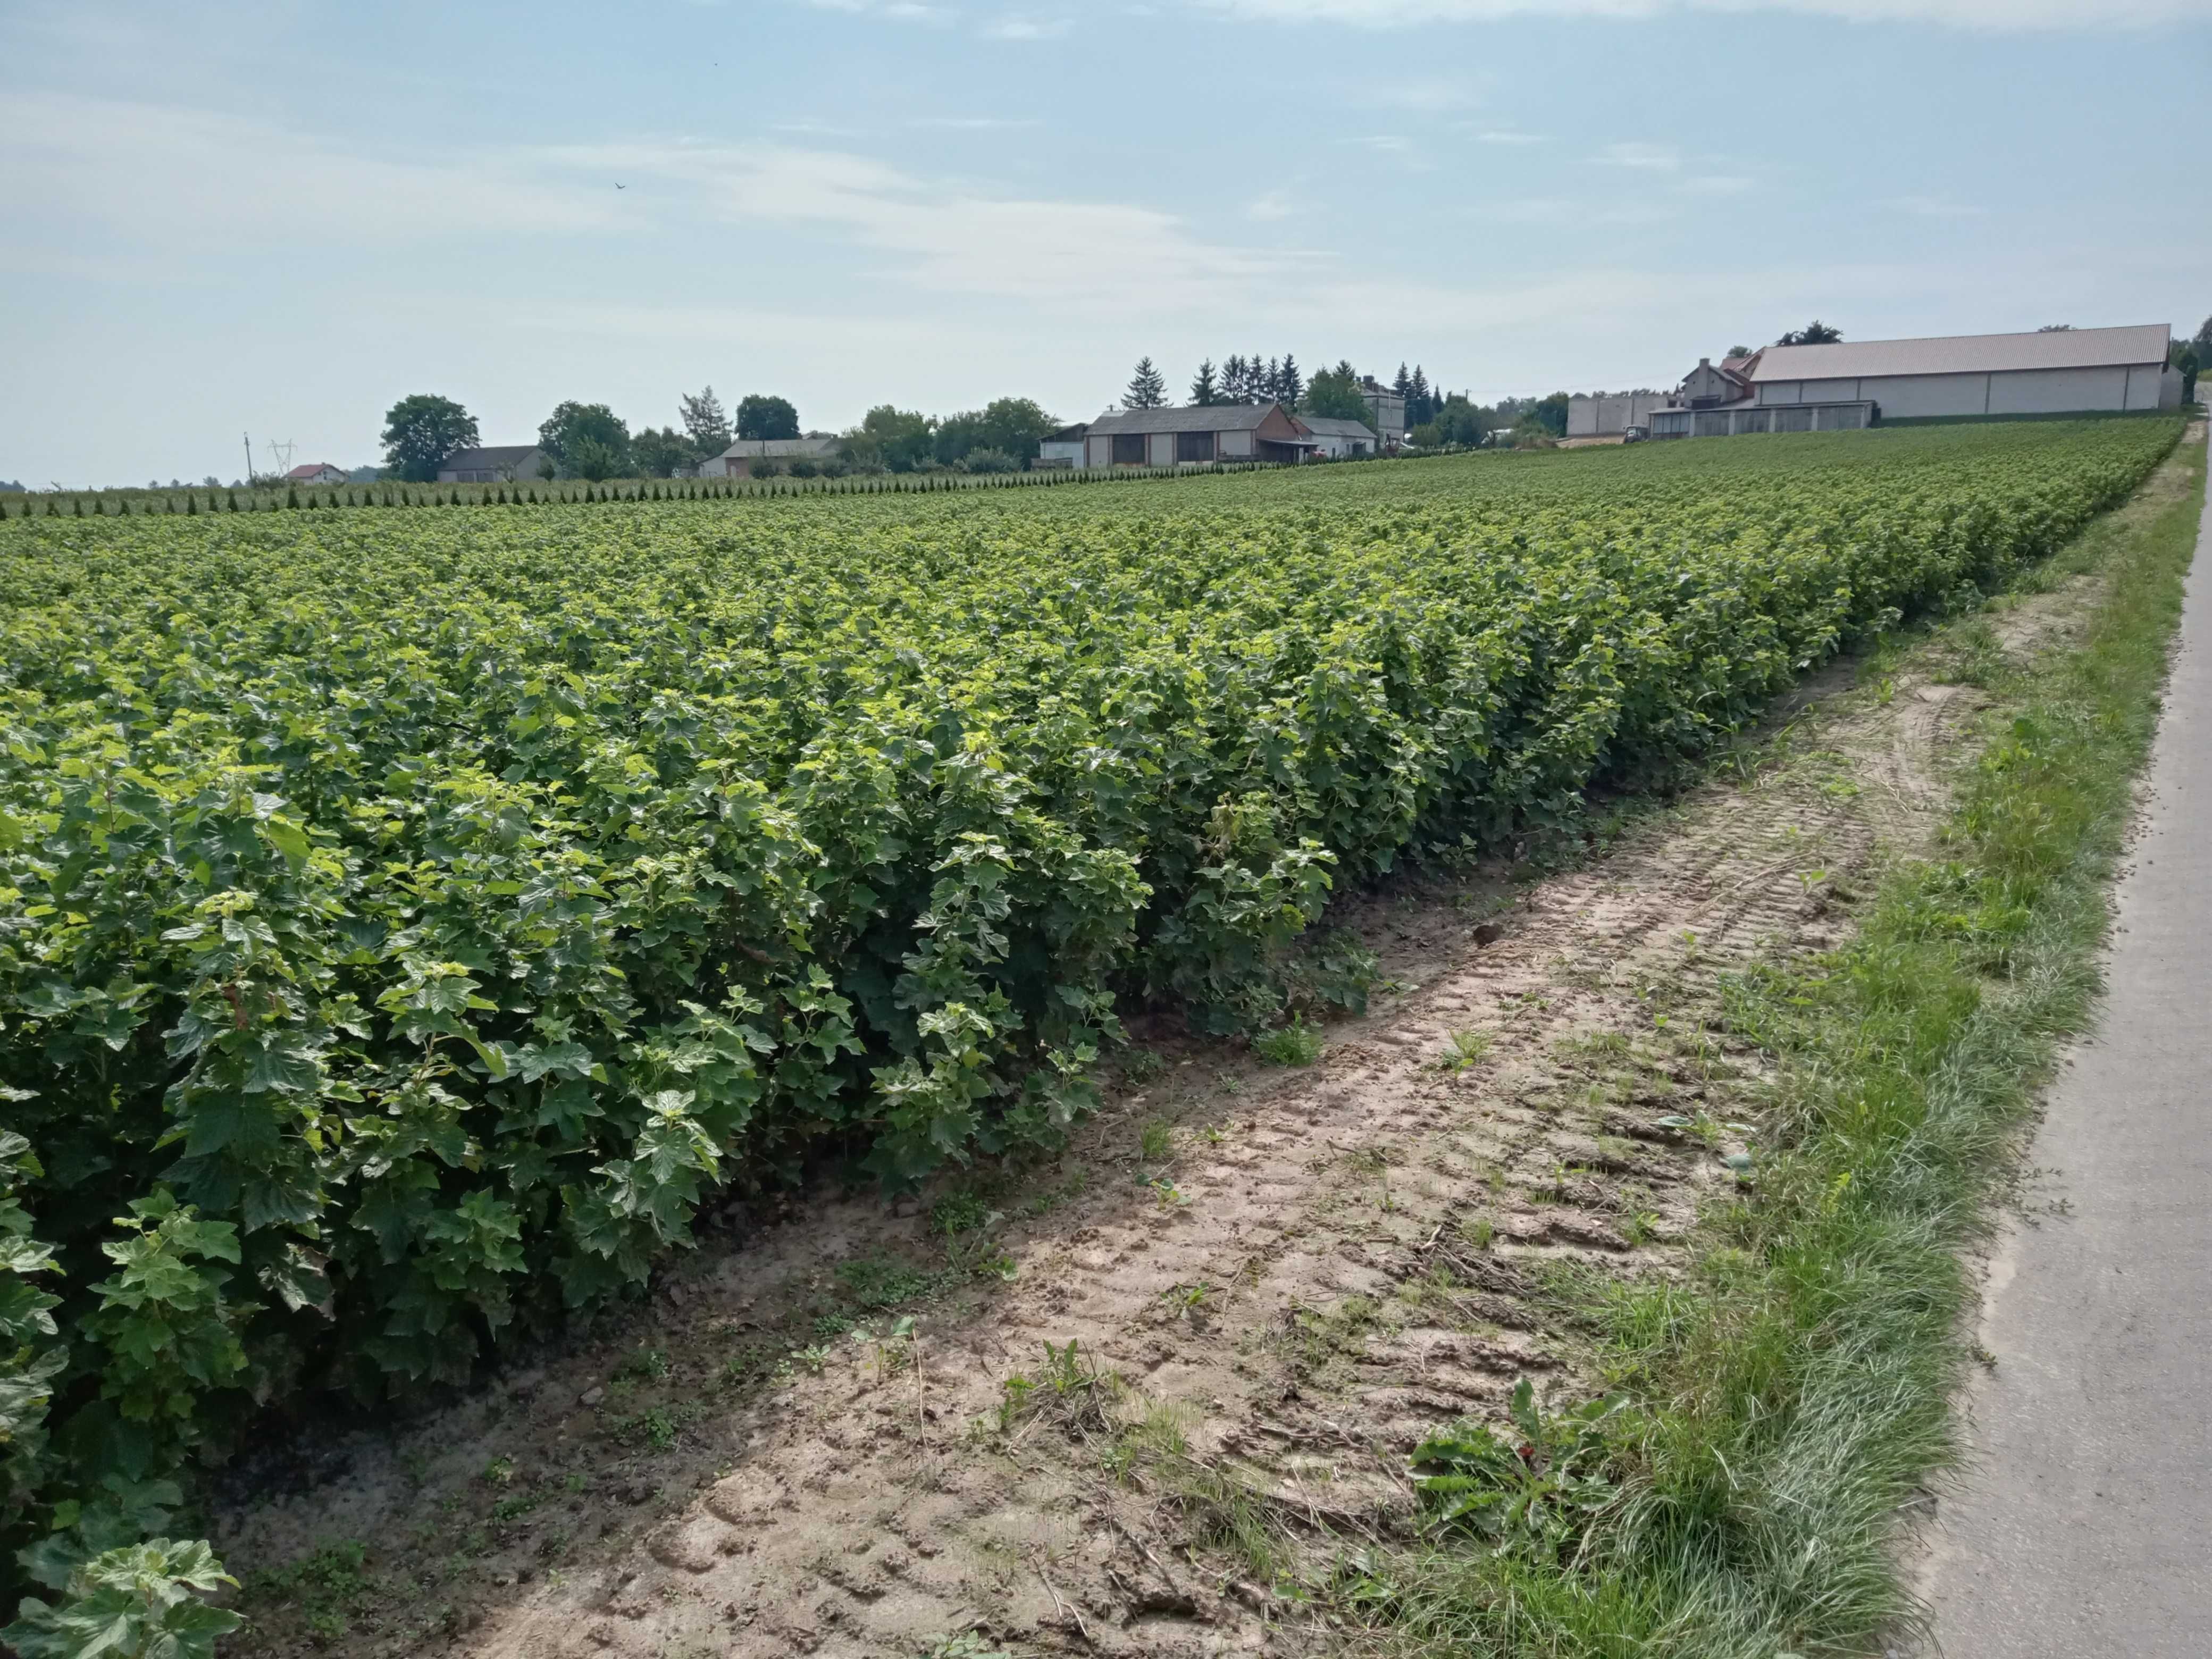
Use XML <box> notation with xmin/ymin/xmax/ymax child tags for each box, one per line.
<box><xmin>1409</xmin><ymin>365</ymin><xmax>1432</xmax><ymax>425</ymax></box>
<box><xmin>1279</xmin><ymin>354</ymin><xmax>1303</xmax><ymax>409</ymax></box>
<box><xmin>1189</xmin><ymin>359</ymin><xmax>1220</xmax><ymax>406</ymax></box>
<box><xmin>1125</xmin><ymin>356</ymin><xmax>1168</xmax><ymax>408</ymax></box>
<box><xmin>1393</xmin><ymin>363</ymin><xmax>1412</xmax><ymax>399</ymax></box>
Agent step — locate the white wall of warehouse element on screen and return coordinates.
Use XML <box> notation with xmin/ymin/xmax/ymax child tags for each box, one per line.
<box><xmin>1756</xmin><ymin>363</ymin><xmax>2176</xmax><ymax>420</ymax></box>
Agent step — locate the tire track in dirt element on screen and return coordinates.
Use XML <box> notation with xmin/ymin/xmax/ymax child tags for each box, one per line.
<box><xmin>215</xmin><ymin>451</ymin><xmax>2185</xmax><ymax>1659</ymax></box>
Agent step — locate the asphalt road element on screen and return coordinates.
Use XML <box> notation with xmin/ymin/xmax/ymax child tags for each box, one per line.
<box><xmin>1921</xmin><ymin>431</ymin><xmax>2212</xmax><ymax>1656</ymax></box>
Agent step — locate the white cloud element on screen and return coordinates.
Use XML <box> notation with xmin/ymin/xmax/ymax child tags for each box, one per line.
<box><xmin>548</xmin><ymin>139</ymin><xmax>1300</xmax><ymax>309</ymax></box>
<box><xmin>0</xmin><ymin>91</ymin><xmax>617</xmax><ymax>249</ymax></box>
<box><xmin>1389</xmin><ymin>78</ymin><xmax>1483</xmax><ymax>112</ymax></box>
<box><xmin>1471</xmin><ymin>129</ymin><xmax>1545</xmax><ymax>144</ymax></box>
<box><xmin>1595</xmin><ymin>140</ymin><xmax>1679</xmax><ymax>170</ymax></box>
<box><xmin>1888</xmin><ymin>194</ymin><xmax>1990</xmax><ymax>217</ymax></box>
<box><xmin>805</xmin><ymin>0</ymin><xmax>956</xmax><ymax>19</ymax></box>
<box><xmin>1200</xmin><ymin>0</ymin><xmax>2210</xmax><ymax>23</ymax></box>
<box><xmin>981</xmin><ymin>13</ymin><xmax>1074</xmax><ymax>35</ymax></box>
<box><xmin>1245</xmin><ymin>188</ymin><xmax>1301</xmax><ymax>220</ymax></box>
<box><xmin>1476</xmin><ymin>198</ymin><xmax>1678</xmax><ymax>226</ymax></box>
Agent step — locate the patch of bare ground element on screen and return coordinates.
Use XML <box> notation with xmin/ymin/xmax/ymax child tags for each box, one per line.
<box><xmin>214</xmin><ymin>440</ymin><xmax>2197</xmax><ymax>1659</ymax></box>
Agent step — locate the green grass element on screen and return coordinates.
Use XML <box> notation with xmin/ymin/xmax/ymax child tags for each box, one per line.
<box><xmin>1340</xmin><ymin>431</ymin><xmax>2206</xmax><ymax>1655</ymax></box>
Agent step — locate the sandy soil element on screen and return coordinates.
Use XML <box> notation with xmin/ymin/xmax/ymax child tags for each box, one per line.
<box><xmin>214</xmin><ymin>443</ymin><xmax>2191</xmax><ymax>1659</ymax></box>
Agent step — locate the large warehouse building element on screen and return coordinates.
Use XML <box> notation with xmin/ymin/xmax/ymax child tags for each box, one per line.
<box><xmin>1644</xmin><ymin>324</ymin><xmax>2181</xmax><ymax>440</ymax></box>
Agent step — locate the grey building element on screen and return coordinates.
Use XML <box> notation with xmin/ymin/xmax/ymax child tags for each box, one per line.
<box><xmin>1567</xmin><ymin>390</ymin><xmax>1674</xmax><ymax>438</ymax></box>
<box><xmin>1648</xmin><ymin>324</ymin><xmax>2180</xmax><ymax>440</ymax></box>
<box><xmin>1080</xmin><ymin>404</ymin><xmax>1316</xmax><ymax>468</ymax></box>
<box><xmin>1357</xmin><ymin>379</ymin><xmax>1408</xmax><ymax>445</ymax></box>
<box><xmin>438</xmin><ymin>445</ymin><xmax>549</xmax><ymax>483</ymax></box>
<box><xmin>1037</xmin><ymin>423</ymin><xmax>1088</xmax><ymax>468</ymax></box>
<box><xmin>1297</xmin><ymin>415</ymin><xmax>1380</xmax><ymax>458</ymax></box>
<box><xmin>702</xmin><ymin>436</ymin><xmax>843</xmax><ymax>478</ymax></box>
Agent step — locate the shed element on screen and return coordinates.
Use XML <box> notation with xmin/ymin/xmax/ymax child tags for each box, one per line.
<box><xmin>1082</xmin><ymin>404</ymin><xmax>1314</xmax><ymax>468</ymax></box>
<box><xmin>438</xmin><ymin>446</ymin><xmax>549</xmax><ymax>483</ymax></box>
<box><xmin>1295</xmin><ymin>415</ymin><xmax>1380</xmax><ymax>458</ymax></box>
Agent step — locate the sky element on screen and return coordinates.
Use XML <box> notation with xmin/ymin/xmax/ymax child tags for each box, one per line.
<box><xmin>3</xmin><ymin>0</ymin><xmax>2209</xmax><ymax>487</ymax></box>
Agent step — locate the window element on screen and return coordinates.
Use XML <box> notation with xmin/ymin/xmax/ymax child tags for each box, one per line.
<box><xmin>1111</xmin><ymin>433</ymin><xmax>1146</xmax><ymax>465</ymax></box>
<box><xmin>1175</xmin><ymin>430</ymin><xmax>1214</xmax><ymax>463</ymax></box>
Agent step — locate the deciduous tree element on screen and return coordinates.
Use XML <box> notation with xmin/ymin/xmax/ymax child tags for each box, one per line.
<box><xmin>380</xmin><ymin>394</ymin><xmax>479</xmax><ymax>483</ymax></box>
<box><xmin>538</xmin><ymin>401</ymin><xmax>633</xmax><ymax>479</ymax></box>
<box><xmin>735</xmin><ymin>395</ymin><xmax>800</xmax><ymax>441</ymax></box>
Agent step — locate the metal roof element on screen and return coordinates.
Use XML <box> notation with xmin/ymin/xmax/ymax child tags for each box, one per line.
<box><xmin>712</xmin><ymin>437</ymin><xmax>842</xmax><ymax>459</ymax></box>
<box><xmin>442</xmin><ymin>446</ymin><xmax>543</xmax><ymax>468</ymax></box>
<box><xmin>1295</xmin><ymin>415</ymin><xmax>1379</xmax><ymax>438</ymax></box>
<box><xmin>1087</xmin><ymin>404</ymin><xmax>1283</xmax><ymax>436</ymax></box>
<box><xmin>1751</xmin><ymin>324</ymin><xmax>2171</xmax><ymax>383</ymax></box>
<box><xmin>1043</xmin><ymin>423</ymin><xmax>1090</xmax><ymax>442</ymax></box>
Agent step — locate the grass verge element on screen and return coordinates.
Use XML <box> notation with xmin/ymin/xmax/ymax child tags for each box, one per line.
<box><xmin>1335</xmin><ymin>426</ymin><xmax>2207</xmax><ymax>1656</ymax></box>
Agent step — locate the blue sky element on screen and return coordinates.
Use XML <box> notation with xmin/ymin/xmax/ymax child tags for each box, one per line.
<box><xmin>3</xmin><ymin>0</ymin><xmax>2207</xmax><ymax>486</ymax></box>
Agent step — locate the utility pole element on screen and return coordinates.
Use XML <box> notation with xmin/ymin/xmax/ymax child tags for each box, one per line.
<box><xmin>243</xmin><ymin>432</ymin><xmax>254</xmax><ymax>484</ymax></box>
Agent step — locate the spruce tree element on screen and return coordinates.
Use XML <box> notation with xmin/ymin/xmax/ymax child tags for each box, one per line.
<box><xmin>1393</xmin><ymin>363</ymin><xmax>1412</xmax><ymax>399</ymax></box>
<box><xmin>1189</xmin><ymin>359</ymin><xmax>1220</xmax><ymax>406</ymax></box>
<box><xmin>1125</xmin><ymin>356</ymin><xmax>1168</xmax><ymax>409</ymax></box>
<box><xmin>1279</xmin><ymin>354</ymin><xmax>1303</xmax><ymax>409</ymax></box>
<box><xmin>1409</xmin><ymin>365</ymin><xmax>1431</xmax><ymax>425</ymax></box>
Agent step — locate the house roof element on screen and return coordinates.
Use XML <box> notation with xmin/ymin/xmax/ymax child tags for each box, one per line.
<box><xmin>284</xmin><ymin>463</ymin><xmax>341</xmax><ymax>479</ymax></box>
<box><xmin>1296</xmin><ymin>415</ymin><xmax>1379</xmax><ymax>439</ymax></box>
<box><xmin>1720</xmin><ymin>353</ymin><xmax>1761</xmax><ymax>379</ymax></box>
<box><xmin>1751</xmin><ymin>324</ymin><xmax>2171</xmax><ymax>383</ymax></box>
<box><xmin>713</xmin><ymin>437</ymin><xmax>842</xmax><ymax>459</ymax></box>
<box><xmin>1043</xmin><ymin>423</ymin><xmax>1090</xmax><ymax>442</ymax></box>
<box><xmin>442</xmin><ymin>446</ymin><xmax>543</xmax><ymax>469</ymax></box>
<box><xmin>1088</xmin><ymin>404</ymin><xmax>1289</xmax><ymax>436</ymax></box>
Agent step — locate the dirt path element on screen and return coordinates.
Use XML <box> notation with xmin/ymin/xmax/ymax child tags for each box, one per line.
<box><xmin>216</xmin><ymin>441</ymin><xmax>2194</xmax><ymax>1659</ymax></box>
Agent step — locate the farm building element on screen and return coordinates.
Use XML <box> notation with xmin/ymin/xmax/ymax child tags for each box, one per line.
<box><xmin>438</xmin><ymin>445</ymin><xmax>549</xmax><ymax>483</ymax></box>
<box><xmin>284</xmin><ymin>462</ymin><xmax>348</xmax><ymax>485</ymax></box>
<box><xmin>1037</xmin><ymin>423</ymin><xmax>1088</xmax><ymax>468</ymax></box>
<box><xmin>1298</xmin><ymin>415</ymin><xmax>1381</xmax><ymax>458</ymax></box>
<box><xmin>1079</xmin><ymin>404</ymin><xmax>1316</xmax><ymax>468</ymax></box>
<box><xmin>1567</xmin><ymin>391</ymin><xmax>1672</xmax><ymax>439</ymax></box>
<box><xmin>701</xmin><ymin>436</ymin><xmax>843</xmax><ymax>478</ymax></box>
<box><xmin>1357</xmin><ymin>379</ymin><xmax>1408</xmax><ymax>445</ymax></box>
<box><xmin>1647</xmin><ymin>324</ymin><xmax>2181</xmax><ymax>440</ymax></box>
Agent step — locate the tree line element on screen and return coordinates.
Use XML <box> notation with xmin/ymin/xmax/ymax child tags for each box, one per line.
<box><xmin>1121</xmin><ymin>354</ymin><xmax>1507</xmax><ymax>445</ymax></box>
<box><xmin>380</xmin><ymin>388</ymin><xmax>1069</xmax><ymax>483</ymax></box>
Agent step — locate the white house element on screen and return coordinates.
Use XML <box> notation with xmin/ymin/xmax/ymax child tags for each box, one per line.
<box><xmin>1297</xmin><ymin>415</ymin><xmax>1380</xmax><ymax>458</ymax></box>
<box><xmin>1647</xmin><ymin>324</ymin><xmax>2180</xmax><ymax>440</ymax></box>
<box><xmin>701</xmin><ymin>437</ymin><xmax>843</xmax><ymax>478</ymax></box>
<box><xmin>284</xmin><ymin>462</ymin><xmax>348</xmax><ymax>485</ymax></box>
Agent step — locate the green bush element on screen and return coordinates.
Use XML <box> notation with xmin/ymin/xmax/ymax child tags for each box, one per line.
<box><xmin>0</xmin><ymin>418</ymin><xmax>2180</xmax><ymax>1598</ymax></box>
